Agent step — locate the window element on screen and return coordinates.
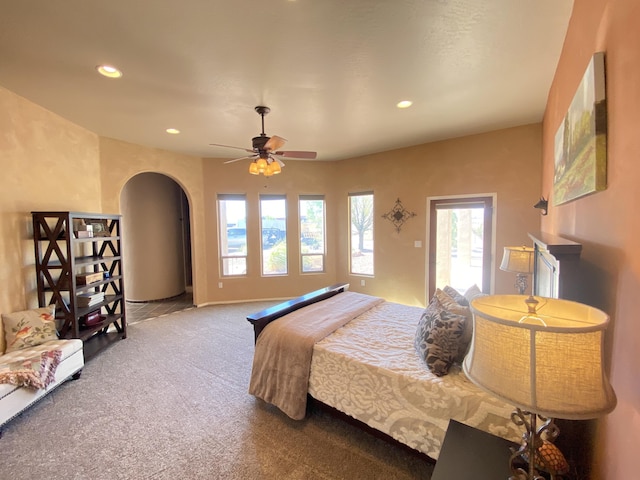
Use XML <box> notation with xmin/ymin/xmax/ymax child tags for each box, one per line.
<box><xmin>428</xmin><ymin>196</ymin><xmax>494</xmax><ymax>298</ymax></box>
<box><xmin>299</xmin><ymin>195</ymin><xmax>326</xmax><ymax>273</ymax></box>
<box><xmin>218</xmin><ymin>195</ymin><xmax>247</xmax><ymax>276</ymax></box>
<box><xmin>349</xmin><ymin>192</ymin><xmax>374</xmax><ymax>275</ymax></box>
<box><xmin>260</xmin><ymin>195</ymin><xmax>287</xmax><ymax>275</ymax></box>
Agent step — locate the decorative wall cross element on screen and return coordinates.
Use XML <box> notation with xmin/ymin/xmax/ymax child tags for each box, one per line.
<box><xmin>381</xmin><ymin>198</ymin><xmax>416</xmax><ymax>233</ymax></box>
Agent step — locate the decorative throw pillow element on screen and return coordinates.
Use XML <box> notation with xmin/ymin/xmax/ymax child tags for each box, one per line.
<box><xmin>443</xmin><ymin>285</ymin><xmax>469</xmax><ymax>306</ymax></box>
<box><xmin>415</xmin><ymin>296</ymin><xmax>444</xmax><ymax>356</ymax></box>
<box><xmin>434</xmin><ymin>289</ymin><xmax>473</xmax><ymax>363</ymax></box>
<box><xmin>463</xmin><ymin>284</ymin><xmax>483</xmax><ymax>304</ymax></box>
<box><xmin>415</xmin><ymin>296</ymin><xmax>466</xmax><ymax>376</ymax></box>
<box><xmin>435</xmin><ymin>288</ymin><xmax>471</xmax><ymax>318</ymax></box>
<box><xmin>2</xmin><ymin>305</ymin><xmax>58</xmax><ymax>353</ymax></box>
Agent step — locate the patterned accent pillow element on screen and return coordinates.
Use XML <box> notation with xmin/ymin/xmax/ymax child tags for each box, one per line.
<box><xmin>2</xmin><ymin>305</ymin><xmax>58</xmax><ymax>353</ymax></box>
<box><xmin>434</xmin><ymin>289</ymin><xmax>472</xmax><ymax>363</ymax></box>
<box><xmin>435</xmin><ymin>288</ymin><xmax>470</xmax><ymax>318</ymax></box>
<box><xmin>415</xmin><ymin>297</ymin><xmax>466</xmax><ymax>376</ymax></box>
<box><xmin>443</xmin><ymin>285</ymin><xmax>469</xmax><ymax>306</ymax></box>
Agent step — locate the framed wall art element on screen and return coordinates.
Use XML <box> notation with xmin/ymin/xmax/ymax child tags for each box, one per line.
<box><xmin>86</xmin><ymin>218</ymin><xmax>111</xmax><ymax>237</ymax></box>
<box><xmin>553</xmin><ymin>52</ymin><xmax>607</xmax><ymax>205</ymax></box>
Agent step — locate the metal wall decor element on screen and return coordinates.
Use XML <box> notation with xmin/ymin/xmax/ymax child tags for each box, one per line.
<box><xmin>381</xmin><ymin>198</ymin><xmax>416</xmax><ymax>233</ymax></box>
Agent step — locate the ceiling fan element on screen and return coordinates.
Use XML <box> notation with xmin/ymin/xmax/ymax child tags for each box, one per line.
<box><xmin>210</xmin><ymin>106</ymin><xmax>317</xmax><ymax>176</ymax></box>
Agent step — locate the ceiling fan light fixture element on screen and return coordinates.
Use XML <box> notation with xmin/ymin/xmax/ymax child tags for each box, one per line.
<box><xmin>264</xmin><ymin>164</ymin><xmax>274</xmax><ymax>177</ymax></box>
<box><xmin>212</xmin><ymin>106</ymin><xmax>315</xmax><ymax>177</ymax></box>
<box><xmin>256</xmin><ymin>157</ymin><xmax>268</xmax><ymax>172</ymax></box>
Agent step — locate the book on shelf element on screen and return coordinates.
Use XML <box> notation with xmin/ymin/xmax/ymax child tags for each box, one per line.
<box><xmin>78</xmin><ymin>298</ymin><xmax>104</xmax><ymax>308</ymax></box>
<box><xmin>77</xmin><ymin>292</ymin><xmax>105</xmax><ymax>307</ymax></box>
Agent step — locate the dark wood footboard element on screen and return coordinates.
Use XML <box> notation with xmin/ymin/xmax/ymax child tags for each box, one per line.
<box><xmin>246</xmin><ymin>283</ymin><xmax>350</xmax><ymax>342</ymax></box>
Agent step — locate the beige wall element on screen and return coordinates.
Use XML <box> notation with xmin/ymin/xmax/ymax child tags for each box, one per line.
<box><xmin>201</xmin><ymin>124</ymin><xmax>541</xmax><ymax>307</ymax></box>
<box><xmin>0</xmin><ymin>86</ymin><xmax>102</xmax><ymax>313</ymax></box>
<box><xmin>541</xmin><ymin>1</ymin><xmax>640</xmax><ymax>478</ymax></box>
<box><xmin>98</xmin><ymin>137</ymin><xmax>208</xmax><ymax>306</ymax></box>
<box><xmin>202</xmin><ymin>158</ymin><xmax>340</xmax><ymax>303</ymax></box>
<box><xmin>334</xmin><ymin>124</ymin><xmax>542</xmax><ymax>306</ymax></box>
<box><xmin>1</xmin><ymin>83</ymin><xmax>542</xmax><ymax>312</ymax></box>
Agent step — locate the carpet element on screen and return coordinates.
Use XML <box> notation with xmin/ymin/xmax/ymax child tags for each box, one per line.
<box><xmin>0</xmin><ymin>302</ymin><xmax>434</xmax><ymax>479</ymax></box>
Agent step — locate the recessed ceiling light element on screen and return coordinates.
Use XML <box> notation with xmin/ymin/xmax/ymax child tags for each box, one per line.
<box><xmin>396</xmin><ymin>100</ymin><xmax>413</xmax><ymax>109</ymax></box>
<box><xmin>96</xmin><ymin>65</ymin><xmax>123</xmax><ymax>78</ymax></box>
<box><xmin>166</xmin><ymin>128</ymin><xmax>180</xmax><ymax>134</ymax></box>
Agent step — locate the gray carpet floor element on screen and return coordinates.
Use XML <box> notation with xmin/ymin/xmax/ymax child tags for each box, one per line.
<box><xmin>0</xmin><ymin>302</ymin><xmax>434</xmax><ymax>479</ymax></box>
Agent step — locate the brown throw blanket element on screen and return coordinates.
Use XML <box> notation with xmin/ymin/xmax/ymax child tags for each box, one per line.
<box><xmin>249</xmin><ymin>291</ymin><xmax>384</xmax><ymax>420</ymax></box>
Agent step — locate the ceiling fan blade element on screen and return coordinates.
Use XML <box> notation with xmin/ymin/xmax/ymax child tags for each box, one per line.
<box><xmin>273</xmin><ymin>150</ymin><xmax>317</xmax><ymax>159</ymax></box>
<box><xmin>264</xmin><ymin>135</ymin><xmax>287</xmax><ymax>152</ymax></box>
<box><xmin>224</xmin><ymin>155</ymin><xmax>257</xmax><ymax>164</ymax></box>
<box><xmin>210</xmin><ymin>143</ymin><xmax>254</xmax><ymax>154</ymax></box>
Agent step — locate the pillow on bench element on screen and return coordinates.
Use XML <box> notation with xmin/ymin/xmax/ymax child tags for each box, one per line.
<box><xmin>2</xmin><ymin>305</ymin><xmax>58</xmax><ymax>354</ymax></box>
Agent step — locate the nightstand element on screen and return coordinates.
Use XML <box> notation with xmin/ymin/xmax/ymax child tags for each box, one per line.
<box><xmin>432</xmin><ymin>420</ymin><xmax>519</xmax><ymax>480</ymax></box>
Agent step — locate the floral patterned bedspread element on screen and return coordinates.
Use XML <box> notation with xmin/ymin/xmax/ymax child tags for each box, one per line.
<box><xmin>308</xmin><ymin>301</ymin><xmax>522</xmax><ymax>460</ymax></box>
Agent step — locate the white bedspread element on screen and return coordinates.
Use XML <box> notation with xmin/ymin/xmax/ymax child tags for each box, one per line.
<box><xmin>308</xmin><ymin>301</ymin><xmax>522</xmax><ymax>459</ymax></box>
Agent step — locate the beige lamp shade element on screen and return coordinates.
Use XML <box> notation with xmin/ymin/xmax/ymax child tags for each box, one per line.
<box><xmin>500</xmin><ymin>246</ymin><xmax>535</xmax><ymax>274</ymax></box>
<box><xmin>463</xmin><ymin>295</ymin><xmax>616</xmax><ymax>420</ymax></box>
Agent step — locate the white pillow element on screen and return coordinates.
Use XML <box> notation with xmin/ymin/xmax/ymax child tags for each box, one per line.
<box><xmin>463</xmin><ymin>284</ymin><xmax>483</xmax><ymax>304</ymax></box>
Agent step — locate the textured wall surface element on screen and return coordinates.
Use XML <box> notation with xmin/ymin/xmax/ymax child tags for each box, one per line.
<box><xmin>334</xmin><ymin>124</ymin><xmax>542</xmax><ymax>306</ymax></box>
<box><xmin>98</xmin><ymin>137</ymin><xmax>207</xmax><ymax>305</ymax></box>
<box><xmin>541</xmin><ymin>0</ymin><xmax>640</xmax><ymax>478</ymax></box>
<box><xmin>0</xmin><ymin>86</ymin><xmax>101</xmax><ymax>313</ymax></box>
<box><xmin>1</xmin><ymin>85</ymin><xmax>542</xmax><ymax>311</ymax></box>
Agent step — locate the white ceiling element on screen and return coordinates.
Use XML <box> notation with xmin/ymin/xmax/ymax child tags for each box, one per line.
<box><xmin>0</xmin><ymin>0</ymin><xmax>573</xmax><ymax>161</ymax></box>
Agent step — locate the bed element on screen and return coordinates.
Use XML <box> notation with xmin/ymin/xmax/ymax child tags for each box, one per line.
<box><xmin>247</xmin><ymin>283</ymin><xmax>522</xmax><ymax>460</ymax></box>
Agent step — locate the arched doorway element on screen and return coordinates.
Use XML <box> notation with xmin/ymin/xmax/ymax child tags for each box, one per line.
<box><xmin>120</xmin><ymin>173</ymin><xmax>193</xmax><ymax>307</ymax></box>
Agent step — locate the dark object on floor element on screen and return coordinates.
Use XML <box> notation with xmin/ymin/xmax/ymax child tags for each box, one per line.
<box><xmin>432</xmin><ymin>420</ymin><xmax>518</xmax><ymax>480</ymax></box>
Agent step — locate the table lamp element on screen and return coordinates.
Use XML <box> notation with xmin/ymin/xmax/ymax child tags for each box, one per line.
<box><xmin>500</xmin><ymin>246</ymin><xmax>535</xmax><ymax>295</ymax></box>
<box><xmin>463</xmin><ymin>295</ymin><xmax>616</xmax><ymax>479</ymax></box>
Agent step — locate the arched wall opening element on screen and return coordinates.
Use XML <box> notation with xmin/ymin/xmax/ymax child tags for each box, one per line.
<box><xmin>120</xmin><ymin>172</ymin><xmax>192</xmax><ymax>302</ymax></box>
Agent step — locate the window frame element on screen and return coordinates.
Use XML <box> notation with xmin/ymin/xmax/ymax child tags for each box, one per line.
<box><xmin>299</xmin><ymin>195</ymin><xmax>326</xmax><ymax>274</ymax></box>
<box><xmin>427</xmin><ymin>195</ymin><xmax>494</xmax><ymax>299</ymax></box>
<box><xmin>259</xmin><ymin>194</ymin><xmax>288</xmax><ymax>276</ymax></box>
<box><xmin>217</xmin><ymin>194</ymin><xmax>248</xmax><ymax>277</ymax></box>
<box><xmin>348</xmin><ymin>191</ymin><xmax>375</xmax><ymax>276</ymax></box>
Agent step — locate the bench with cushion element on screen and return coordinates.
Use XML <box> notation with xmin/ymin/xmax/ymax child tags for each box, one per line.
<box><xmin>0</xmin><ymin>305</ymin><xmax>84</xmax><ymax>430</ymax></box>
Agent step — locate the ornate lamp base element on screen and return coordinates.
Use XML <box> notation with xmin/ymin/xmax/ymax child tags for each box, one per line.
<box><xmin>508</xmin><ymin>409</ymin><xmax>570</xmax><ymax>480</ymax></box>
<box><xmin>515</xmin><ymin>273</ymin><xmax>529</xmax><ymax>295</ymax></box>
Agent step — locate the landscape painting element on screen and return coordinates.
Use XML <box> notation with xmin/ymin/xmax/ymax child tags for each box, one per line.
<box><xmin>553</xmin><ymin>52</ymin><xmax>607</xmax><ymax>205</ymax></box>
